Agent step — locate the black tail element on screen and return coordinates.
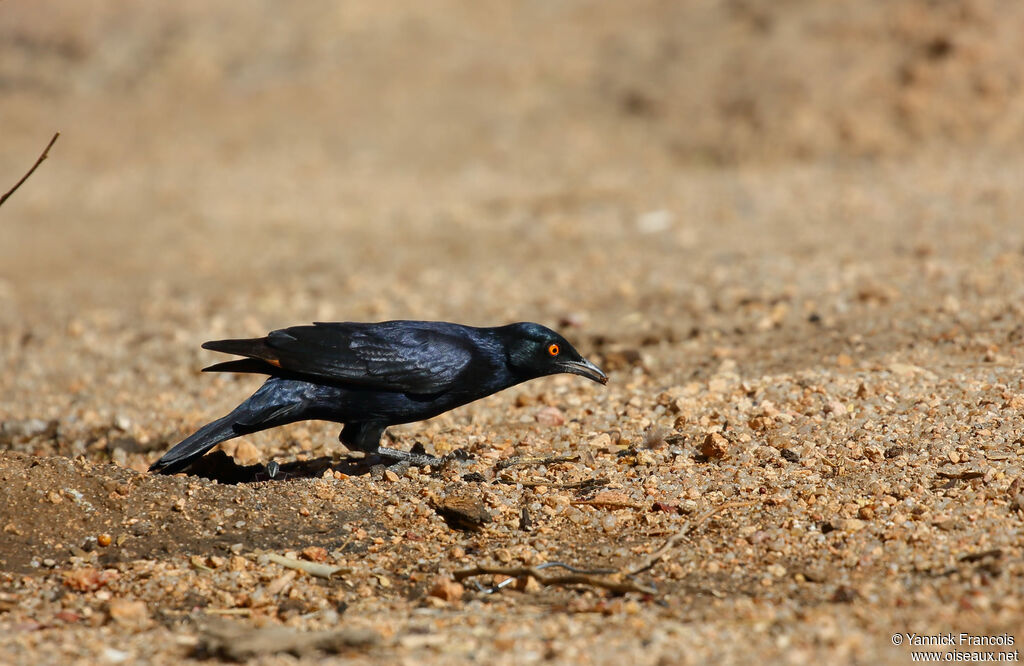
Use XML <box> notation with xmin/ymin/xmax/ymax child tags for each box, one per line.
<box><xmin>201</xmin><ymin>337</ymin><xmax>271</xmax><ymax>357</ymax></box>
<box><xmin>148</xmin><ymin>412</ymin><xmax>241</xmax><ymax>475</ymax></box>
<box><xmin>149</xmin><ymin>379</ymin><xmax>309</xmax><ymax>475</ymax></box>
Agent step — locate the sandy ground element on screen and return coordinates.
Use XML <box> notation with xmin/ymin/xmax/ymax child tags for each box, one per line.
<box><xmin>2</xmin><ymin>2</ymin><xmax>1024</xmax><ymax>664</ymax></box>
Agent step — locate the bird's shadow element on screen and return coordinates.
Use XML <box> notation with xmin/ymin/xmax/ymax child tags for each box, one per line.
<box><xmin>177</xmin><ymin>450</ymin><xmax>377</xmax><ymax>485</ymax></box>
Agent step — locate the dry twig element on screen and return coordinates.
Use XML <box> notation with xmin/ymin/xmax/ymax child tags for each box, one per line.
<box><xmin>624</xmin><ymin>499</ymin><xmax>756</xmax><ymax>576</ymax></box>
<box><xmin>452</xmin><ymin>499</ymin><xmax>753</xmax><ymax>597</ymax></box>
<box><xmin>495</xmin><ymin>454</ymin><xmax>579</xmax><ymax>471</ymax></box>
<box><xmin>496</xmin><ymin>475</ymin><xmax>608</xmax><ymax>490</ymax></box>
<box><xmin>454</xmin><ymin>562</ymin><xmax>656</xmax><ymax>595</ymax></box>
<box><xmin>572</xmin><ymin>490</ymin><xmax>644</xmax><ymax>509</ymax></box>
<box><xmin>264</xmin><ymin>553</ymin><xmax>350</xmax><ymax>578</ymax></box>
<box><xmin>0</xmin><ymin>132</ymin><xmax>59</xmax><ymax>209</ymax></box>
<box><xmin>198</xmin><ymin>618</ymin><xmax>379</xmax><ymax>660</ymax></box>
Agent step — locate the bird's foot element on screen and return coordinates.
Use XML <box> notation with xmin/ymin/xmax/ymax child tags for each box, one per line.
<box><xmin>369</xmin><ymin>446</ymin><xmax>472</xmax><ymax>475</ymax></box>
<box><xmin>375</xmin><ymin>446</ymin><xmax>445</xmax><ymax>468</ymax></box>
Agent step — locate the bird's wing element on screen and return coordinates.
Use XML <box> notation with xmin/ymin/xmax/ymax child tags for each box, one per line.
<box><xmin>204</xmin><ymin>321</ymin><xmax>475</xmax><ymax>394</ymax></box>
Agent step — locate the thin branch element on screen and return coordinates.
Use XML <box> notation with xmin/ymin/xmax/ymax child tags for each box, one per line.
<box><xmin>496</xmin><ymin>476</ymin><xmax>609</xmax><ymax>490</ymax></box>
<box><xmin>495</xmin><ymin>454</ymin><xmax>579</xmax><ymax>471</ymax></box>
<box><xmin>451</xmin><ymin>499</ymin><xmax>754</xmax><ymax>597</ymax></box>
<box><xmin>454</xmin><ymin>564</ymin><xmax>656</xmax><ymax>595</ymax></box>
<box><xmin>624</xmin><ymin>499</ymin><xmax>756</xmax><ymax>577</ymax></box>
<box><xmin>0</xmin><ymin>132</ymin><xmax>60</xmax><ymax>209</ymax></box>
<box><xmin>264</xmin><ymin>553</ymin><xmax>351</xmax><ymax>579</ymax></box>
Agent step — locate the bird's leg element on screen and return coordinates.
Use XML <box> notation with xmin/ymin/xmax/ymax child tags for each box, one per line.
<box><xmin>340</xmin><ymin>422</ymin><xmax>448</xmax><ymax>470</ymax></box>
<box><xmin>375</xmin><ymin>446</ymin><xmax>446</xmax><ymax>468</ymax></box>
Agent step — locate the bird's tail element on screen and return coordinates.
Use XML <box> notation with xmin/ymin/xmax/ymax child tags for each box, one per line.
<box><xmin>148</xmin><ymin>412</ymin><xmax>241</xmax><ymax>475</ymax></box>
<box><xmin>149</xmin><ymin>379</ymin><xmax>308</xmax><ymax>475</ymax></box>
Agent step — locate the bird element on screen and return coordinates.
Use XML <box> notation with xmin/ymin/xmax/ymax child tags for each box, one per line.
<box><xmin>149</xmin><ymin>320</ymin><xmax>607</xmax><ymax>474</ymax></box>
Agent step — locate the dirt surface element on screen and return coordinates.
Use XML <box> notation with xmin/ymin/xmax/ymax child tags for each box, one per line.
<box><xmin>3</xmin><ymin>2</ymin><xmax>1024</xmax><ymax>664</ymax></box>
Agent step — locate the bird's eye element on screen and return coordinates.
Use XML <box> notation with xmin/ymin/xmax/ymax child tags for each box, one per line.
<box><xmin>548</xmin><ymin>343</ymin><xmax>560</xmax><ymax>356</ymax></box>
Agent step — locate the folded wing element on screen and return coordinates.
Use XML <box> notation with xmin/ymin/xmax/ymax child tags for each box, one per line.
<box><xmin>202</xmin><ymin>321</ymin><xmax>474</xmax><ymax>395</ymax></box>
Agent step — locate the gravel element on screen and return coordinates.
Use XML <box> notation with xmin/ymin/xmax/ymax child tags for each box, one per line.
<box><xmin>3</xmin><ymin>2</ymin><xmax>1024</xmax><ymax>664</ymax></box>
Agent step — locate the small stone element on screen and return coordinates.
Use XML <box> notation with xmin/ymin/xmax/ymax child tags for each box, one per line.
<box><xmin>233</xmin><ymin>440</ymin><xmax>262</xmax><ymax>466</ymax></box>
<box><xmin>634</xmin><ymin>449</ymin><xmax>657</xmax><ymax>465</ymax></box>
<box><xmin>779</xmin><ymin>448</ymin><xmax>800</xmax><ymax>463</ymax></box>
<box><xmin>383</xmin><ymin>469</ymin><xmax>400</xmax><ymax>483</ymax></box>
<box><xmin>1008</xmin><ymin>477</ymin><xmax>1024</xmax><ymax>513</ymax></box>
<box><xmin>266</xmin><ymin>572</ymin><xmax>296</xmax><ymax>596</ymax></box>
<box><xmin>62</xmin><ymin>567</ymin><xmax>119</xmax><ymax>592</ymax></box>
<box><xmin>515</xmin><ymin>393</ymin><xmax>538</xmax><ymax>407</ymax></box>
<box><xmin>837</xmin><ymin>518</ymin><xmax>866</xmax><ymax>532</ymax></box>
<box><xmin>701</xmin><ymin>433</ymin><xmax>729</xmax><ymax>459</ymax></box>
<box><xmin>97</xmin><ymin>533</ymin><xmax>112</xmax><ymax>547</ymax></box>
<box><xmin>427</xmin><ymin>576</ymin><xmax>464</xmax><ymax>603</ymax></box>
<box><xmin>888</xmin><ymin>362</ymin><xmax>921</xmax><ymax>377</ymax></box>
<box><xmin>107</xmin><ymin>599</ymin><xmax>150</xmax><ymax>629</ymax></box>
<box><xmin>55</xmin><ymin>610</ymin><xmax>80</xmax><ymax>623</ymax></box>
<box><xmin>301</xmin><ymin>546</ymin><xmax>329</xmax><ymax>563</ymax></box>
<box><xmin>831</xmin><ymin>586</ymin><xmax>859</xmax><ymax>603</ymax></box>
<box><xmin>431</xmin><ymin>493</ymin><xmax>492</xmax><ymax>532</ymax></box>
<box><xmin>535</xmin><ymin>406</ymin><xmax>565</xmax><ymax>426</ymax></box>
<box><xmin>825</xmin><ymin>399</ymin><xmax>846</xmax><ymax>416</ymax></box>
<box><xmin>577</xmin><ymin>490</ymin><xmax>640</xmax><ymax>509</ymax></box>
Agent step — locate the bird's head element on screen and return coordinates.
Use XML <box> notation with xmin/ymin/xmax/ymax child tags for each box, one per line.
<box><xmin>501</xmin><ymin>322</ymin><xmax>607</xmax><ymax>384</ymax></box>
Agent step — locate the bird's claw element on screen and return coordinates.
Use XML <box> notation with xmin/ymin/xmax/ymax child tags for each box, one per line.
<box><xmin>368</xmin><ymin>446</ymin><xmax>473</xmax><ymax>474</ymax></box>
<box><xmin>374</xmin><ymin>446</ymin><xmax>445</xmax><ymax>468</ymax></box>
<box><xmin>441</xmin><ymin>448</ymin><xmax>472</xmax><ymax>463</ymax></box>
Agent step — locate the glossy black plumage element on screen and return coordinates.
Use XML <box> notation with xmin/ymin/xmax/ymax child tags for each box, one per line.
<box><xmin>150</xmin><ymin>321</ymin><xmax>607</xmax><ymax>474</ymax></box>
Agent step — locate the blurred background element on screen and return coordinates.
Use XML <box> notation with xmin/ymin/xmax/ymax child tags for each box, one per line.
<box><xmin>5</xmin><ymin>5</ymin><xmax>1024</xmax><ymax>660</ymax></box>
<box><xmin>2</xmin><ymin>0</ymin><xmax>1024</xmax><ymax>430</ymax></box>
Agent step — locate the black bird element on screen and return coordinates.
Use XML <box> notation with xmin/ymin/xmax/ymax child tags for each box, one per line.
<box><xmin>150</xmin><ymin>321</ymin><xmax>607</xmax><ymax>474</ymax></box>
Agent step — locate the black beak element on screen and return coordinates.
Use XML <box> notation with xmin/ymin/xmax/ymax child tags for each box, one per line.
<box><xmin>560</xmin><ymin>357</ymin><xmax>608</xmax><ymax>385</ymax></box>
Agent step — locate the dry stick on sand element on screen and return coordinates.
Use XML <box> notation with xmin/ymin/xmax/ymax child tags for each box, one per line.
<box><xmin>454</xmin><ymin>563</ymin><xmax>658</xmax><ymax>595</ymax></box>
<box><xmin>0</xmin><ymin>132</ymin><xmax>59</xmax><ymax>209</ymax></box>
<box><xmin>454</xmin><ymin>499</ymin><xmax>755</xmax><ymax>595</ymax></box>
<box><xmin>495</xmin><ymin>454</ymin><xmax>579</xmax><ymax>471</ymax></box>
<box><xmin>624</xmin><ymin>499</ymin><xmax>757</xmax><ymax>577</ymax></box>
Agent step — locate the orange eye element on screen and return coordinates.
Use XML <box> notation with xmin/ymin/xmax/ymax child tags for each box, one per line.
<box><xmin>548</xmin><ymin>343</ymin><xmax>560</xmax><ymax>356</ymax></box>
